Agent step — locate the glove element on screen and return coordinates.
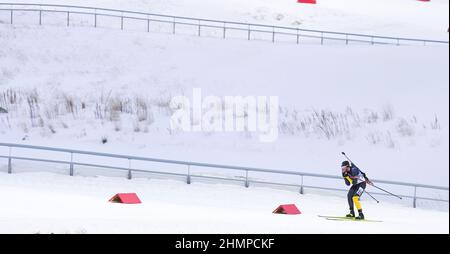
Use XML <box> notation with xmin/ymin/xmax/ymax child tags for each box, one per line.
<box><xmin>362</xmin><ymin>173</ymin><xmax>373</xmax><ymax>186</ymax></box>
<box><xmin>344</xmin><ymin>178</ymin><xmax>351</xmax><ymax>186</ymax></box>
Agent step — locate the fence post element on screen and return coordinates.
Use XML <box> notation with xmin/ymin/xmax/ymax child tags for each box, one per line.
<box><xmin>121</xmin><ymin>13</ymin><xmax>124</xmax><ymax>30</ymax></box>
<box><xmin>39</xmin><ymin>10</ymin><xmax>42</xmax><ymax>25</ymax></box>
<box><xmin>147</xmin><ymin>18</ymin><xmax>150</xmax><ymax>33</ymax></box>
<box><xmin>223</xmin><ymin>22</ymin><xmax>226</xmax><ymax>39</ymax></box>
<box><xmin>69</xmin><ymin>152</ymin><xmax>74</xmax><ymax>176</ymax></box>
<box><xmin>248</xmin><ymin>25</ymin><xmax>251</xmax><ymax>41</ymax></box>
<box><xmin>67</xmin><ymin>11</ymin><xmax>70</xmax><ymax>27</ymax></box>
<box><xmin>321</xmin><ymin>32</ymin><xmax>324</xmax><ymax>45</ymax></box>
<box><xmin>7</xmin><ymin>146</ymin><xmax>12</xmax><ymax>174</ymax></box>
<box><xmin>300</xmin><ymin>175</ymin><xmax>304</xmax><ymax>194</ymax></box>
<box><xmin>413</xmin><ymin>186</ymin><xmax>417</xmax><ymax>208</ymax></box>
<box><xmin>245</xmin><ymin>170</ymin><xmax>249</xmax><ymax>188</ymax></box>
<box><xmin>346</xmin><ymin>34</ymin><xmax>348</xmax><ymax>45</ymax></box>
<box><xmin>198</xmin><ymin>21</ymin><xmax>201</xmax><ymax>36</ymax></box>
<box><xmin>127</xmin><ymin>159</ymin><xmax>132</xmax><ymax>180</ymax></box>
<box><xmin>10</xmin><ymin>9</ymin><xmax>13</xmax><ymax>24</ymax></box>
<box><xmin>187</xmin><ymin>164</ymin><xmax>191</xmax><ymax>184</ymax></box>
<box><xmin>272</xmin><ymin>26</ymin><xmax>275</xmax><ymax>43</ymax></box>
<box><xmin>371</xmin><ymin>36</ymin><xmax>374</xmax><ymax>45</ymax></box>
<box><xmin>94</xmin><ymin>13</ymin><xmax>97</xmax><ymax>28</ymax></box>
<box><xmin>296</xmin><ymin>28</ymin><xmax>300</xmax><ymax>44</ymax></box>
<box><xmin>172</xmin><ymin>17</ymin><xmax>176</xmax><ymax>34</ymax></box>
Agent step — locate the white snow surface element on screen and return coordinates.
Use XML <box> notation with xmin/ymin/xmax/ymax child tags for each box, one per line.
<box><xmin>0</xmin><ymin>171</ymin><xmax>448</xmax><ymax>234</ymax></box>
<box><xmin>0</xmin><ymin>0</ymin><xmax>448</xmax><ymax>233</ymax></box>
<box><xmin>4</xmin><ymin>0</ymin><xmax>449</xmax><ymax>39</ymax></box>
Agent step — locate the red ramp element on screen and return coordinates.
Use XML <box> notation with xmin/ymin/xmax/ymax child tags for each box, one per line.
<box><xmin>273</xmin><ymin>204</ymin><xmax>301</xmax><ymax>215</ymax></box>
<box><xmin>109</xmin><ymin>193</ymin><xmax>142</xmax><ymax>204</ymax></box>
<box><xmin>298</xmin><ymin>0</ymin><xmax>317</xmax><ymax>4</ymax></box>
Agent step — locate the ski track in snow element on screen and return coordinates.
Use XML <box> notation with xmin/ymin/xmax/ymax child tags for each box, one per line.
<box><xmin>0</xmin><ymin>171</ymin><xmax>448</xmax><ymax>234</ymax></box>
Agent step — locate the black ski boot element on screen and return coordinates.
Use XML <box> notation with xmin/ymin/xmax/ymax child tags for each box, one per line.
<box><xmin>355</xmin><ymin>210</ymin><xmax>365</xmax><ymax>220</ymax></box>
<box><xmin>346</xmin><ymin>210</ymin><xmax>355</xmax><ymax>218</ymax></box>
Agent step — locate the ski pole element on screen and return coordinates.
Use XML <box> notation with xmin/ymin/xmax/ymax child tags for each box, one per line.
<box><xmin>364</xmin><ymin>191</ymin><xmax>380</xmax><ymax>203</ymax></box>
<box><xmin>371</xmin><ymin>184</ymin><xmax>403</xmax><ymax>200</ymax></box>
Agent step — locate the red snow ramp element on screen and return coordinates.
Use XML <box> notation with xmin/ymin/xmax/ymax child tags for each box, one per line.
<box><xmin>109</xmin><ymin>193</ymin><xmax>142</xmax><ymax>204</ymax></box>
<box><xmin>273</xmin><ymin>204</ymin><xmax>301</xmax><ymax>215</ymax></box>
<box><xmin>298</xmin><ymin>0</ymin><xmax>317</xmax><ymax>4</ymax></box>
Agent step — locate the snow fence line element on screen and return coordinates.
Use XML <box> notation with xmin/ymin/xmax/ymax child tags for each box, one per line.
<box><xmin>0</xmin><ymin>2</ymin><xmax>448</xmax><ymax>46</ymax></box>
<box><xmin>0</xmin><ymin>142</ymin><xmax>448</xmax><ymax>209</ymax></box>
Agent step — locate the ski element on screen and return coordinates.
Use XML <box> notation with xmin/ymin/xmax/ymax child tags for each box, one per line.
<box><xmin>318</xmin><ymin>215</ymin><xmax>353</xmax><ymax>219</ymax></box>
<box><xmin>325</xmin><ymin>217</ymin><xmax>383</xmax><ymax>223</ymax></box>
<box><xmin>318</xmin><ymin>215</ymin><xmax>383</xmax><ymax>223</ymax></box>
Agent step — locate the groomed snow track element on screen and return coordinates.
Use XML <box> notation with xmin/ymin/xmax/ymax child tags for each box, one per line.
<box><xmin>1</xmin><ymin>143</ymin><xmax>448</xmax><ymax>209</ymax></box>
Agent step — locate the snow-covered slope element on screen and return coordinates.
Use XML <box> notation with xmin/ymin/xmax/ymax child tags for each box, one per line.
<box><xmin>0</xmin><ymin>0</ymin><xmax>448</xmax><ymax>234</ymax></box>
<box><xmin>4</xmin><ymin>0</ymin><xmax>449</xmax><ymax>39</ymax></box>
<box><xmin>1</xmin><ymin>24</ymin><xmax>448</xmax><ymax>187</ymax></box>
<box><xmin>0</xmin><ymin>171</ymin><xmax>447</xmax><ymax>234</ymax></box>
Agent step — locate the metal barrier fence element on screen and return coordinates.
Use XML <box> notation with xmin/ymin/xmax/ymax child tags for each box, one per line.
<box><xmin>0</xmin><ymin>3</ymin><xmax>449</xmax><ymax>46</ymax></box>
<box><xmin>0</xmin><ymin>143</ymin><xmax>448</xmax><ymax>208</ymax></box>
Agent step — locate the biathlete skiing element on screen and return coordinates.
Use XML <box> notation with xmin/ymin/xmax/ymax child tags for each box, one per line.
<box><xmin>341</xmin><ymin>160</ymin><xmax>373</xmax><ymax>220</ymax></box>
<box><xmin>319</xmin><ymin>153</ymin><xmax>401</xmax><ymax>222</ymax></box>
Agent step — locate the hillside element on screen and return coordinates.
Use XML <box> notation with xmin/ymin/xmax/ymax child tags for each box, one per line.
<box><xmin>0</xmin><ymin>0</ymin><xmax>448</xmax><ymax>234</ymax></box>
<box><xmin>4</xmin><ymin>0</ymin><xmax>449</xmax><ymax>39</ymax></box>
